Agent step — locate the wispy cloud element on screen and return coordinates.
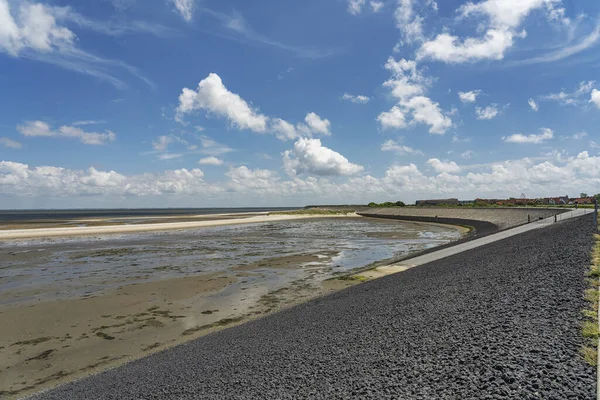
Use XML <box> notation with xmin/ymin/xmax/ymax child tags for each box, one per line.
<box><xmin>0</xmin><ymin>137</ymin><xmax>22</xmax><ymax>149</ymax></box>
<box><xmin>72</xmin><ymin>120</ymin><xmax>106</xmax><ymax>126</ymax></box>
<box><xmin>56</xmin><ymin>9</ymin><xmax>181</xmax><ymax>38</ymax></box>
<box><xmin>199</xmin><ymin>8</ymin><xmax>337</xmax><ymax>59</ymax></box>
<box><xmin>0</xmin><ymin>0</ymin><xmax>155</xmax><ymax>89</ymax></box>
<box><xmin>513</xmin><ymin>22</ymin><xmax>600</xmax><ymax>65</ymax></box>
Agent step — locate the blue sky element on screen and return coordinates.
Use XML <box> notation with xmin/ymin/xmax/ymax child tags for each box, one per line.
<box><xmin>1</xmin><ymin>0</ymin><xmax>599</xmax><ymax>208</ymax></box>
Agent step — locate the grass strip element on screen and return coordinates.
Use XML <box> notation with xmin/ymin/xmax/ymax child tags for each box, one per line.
<box><xmin>581</xmin><ymin>228</ymin><xmax>600</xmax><ymax>365</ymax></box>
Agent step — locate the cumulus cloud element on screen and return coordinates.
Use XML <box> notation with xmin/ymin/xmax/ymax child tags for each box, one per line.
<box><xmin>170</xmin><ymin>0</ymin><xmax>195</xmax><ymax>21</ymax></box>
<box><xmin>176</xmin><ymin>73</ymin><xmax>268</xmax><ymax>132</ymax></box>
<box><xmin>475</xmin><ymin>105</ymin><xmax>500</xmax><ymax>120</ymax></box>
<box><xmin>591</xmin><ymin>89</ymin><xmax>600</xmax><ymax>109</ymax></box>
<box><xmin>177</xmin><ymin>73</ymin><xmax>332</xmax><ymax>141</ymax></box>
<box><xmin>417</xmin><ymin>0</ymin><xmax>564</xmax><ymax>63</ymax></box>
<box><xmin>377</xmin><ymin>107</ymin><xmax>407</xmax><ymax>130</ymax></box>
<box><xmin>417</xmin><ymin>29</ymin><xmax>516</xmax><ymax>63</ymax></box>
<box><xmin>4</xmin><ymin>151</ymin><xmax>600</xmax><ymax>206</ymax></box>
<box><xmin>0</xmin><ymin>1</ymin><xmax>74</xmax><ymax>56</ymax></box>
<box><xmin>283</xmin><ymin>138</ymin><xmax>364</xmax><ymax>177</ymax></box>
<box><xmin>459</xmin><ymin>90</ymin><xmax>481</xmax><ymax>103</ymax></box>
<box><xmin>0</xmin><ymin>138</ymin><xmax>22</xmax><ymax>149</ymax></box>
<box><xmin>304</xmin><ymin>112</ymin><xmax>331</xmax><ymax>136</ymax></box>
<box><xmin>528</xmin><ymin>98</ymin><xmax>539</xmax><ymax>111</ymax></box>
<box><xmin>198</xmin><ymin>156</ymin><xmax>224</xmax><ymax>166</ymax></box>
<box><xmin>381</xmin><ymin>139</ymin><xmax>424</xmax><ymax>155</ymax></box>
<box><xmin>503</xmin><ymin>128</ymin><xmax>554</xmax><ymax>144</ymax></box>
<box><xmin>403</xmin><ymin>96</ymin><xmax>452</xmax><ymax>134</ymax></box>
<box><xmin>16</xmin><ymin>121</ymin><xmax>116</xmax><ymax>145</ymax></box>
<box><xmin>394</xmin><ymin>0</ymin><xmax>437</xmax><ymax>45</ymax></box>
<box><xmin>342</xmin><ymin>93</ymin><xmax>370</xmax><ymax>104</ymax></box>
<box><xmin>378</xmin><ymin>58</ymin><xmax>452</xmax><ymax>134</ymax></box>
<box><xmin>426</xmin><ymin>158</ymin><xmax>461</xmax><ymax>173</ymax></box>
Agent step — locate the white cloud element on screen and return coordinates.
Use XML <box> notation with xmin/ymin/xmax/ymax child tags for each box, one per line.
<box><xmin>394</xmin><ymin>0</ymin><xmax>436</xmax><ymax>45</ymax></box>
<box><xmin>427</xmin><ymin>158</ymin><xmax>461</xmax><ymax>173</ymax></box>
<box><xmin>382</xmin><ymin>57</ymin><xmax>429</xmax><ymax>101</ymax></box>
<box><xmin>16</xmin><ymin>121</ymin><xmax>116</xmax><ymax>145</ymax></box>
<box><xmin>271</xmin><ymin>118</ymin><xmax>299</xmax><ymax>141</ymax></box>
<box><xmin>58</xmin><ymin>126</ymin><xmax>116</xmax><ymax>145</ymax></box>
<box><xmin>177</xmin><ymin>73</ymin><xmax>331</xmax><ymax>141</ymax></box>
<box><xmin>4</xmin><ymin>151</ymin><xmax>600</xmax><ymax>206</ymax></box>
<box><xmin>283</xmin><ymin>138</ymin><xmax>364</xmax><ymax>177</ymax></box>
<box><xmin>475</xmin><ymin>104</ymin><xmax>500</xmax><ymax>120</ymax></box>
<box><xmin>459</xmin><ymin>90</ymin><xmax>481</xmax><ymax>103</ymax></box>
<box><xmin>347</xmin><ymin>0</ymin><xmax>366</xmax><ymax>15</ymax></box>
<box><xmin>371</xmin><ymin>1</ymin><xmax>384</xmax><ymax>13</ymax></box>
<box><xmin>72</xmin><ymin>120</ymin><xmax>105</xmax><ymax>126</ymax></box>
<box><xmin>516</xmin><ymin>23</ymin><xmax>600</xmax><ymax>64</ymax></box>
<box><xmin>158</xmin><ymin>153</ymin><xmax>183</xmax><ymax>160</ymax></box>
<box><xmin>417</xmin><ymin>29</ymin><xmax>516</xmax><ymax>63</ymax></box>
<box><xmin>381</xmin><ymin>139</ymin><xmax>424</xmax><ymax>155</ymax></box>
<box><xmin>416</xmin><ymin>0</ymin><xmax>566</xmax><ymax>64</ymax></box>
<box><xmin>270</xmin><ymin>113</ymin><xmax>332</xmax><ymax>141</ymax></box>
<box><xmin>528</xmin><ymin>98</ymin><xmax>539</xmax><ymax>111</ymax></box>
<box><xmin>458</xmin><ymin>0</ymin><xmax>562</xmax><ymax>30</ymax></box>
<box><xmin>152</xmin><ymin>135</ymin><xmax>173</xmax><ymax>152</ymax></box>
<box><xmin>461</xmin><ymin>150</ymin><xmax>474</xmax><ymax>159</ymax></box>
<box><xmin>342</xmin><ymin>93</ymin><xmax>370</xmax><ymax>104</ymax></box>
<box><xmin>0</xmin><ymin>1</ymin><xmax>74</xmax><ymax>56</ymax></box>
<box><xmin>503</xmin><ymin>128</ymin><xmax>554</xmax><ymax>144</ymax></box>
<box><xmin>226</xmin><ymin>166</ymin><xmax>280</xmax><ymax>192</ymax></box>
<box><xmin>176</xmin><ymin>73</ymin><xmax>269</xmax><ymax>132</ymax></box>
<box><xmin>199</xmin><ymin>135</ymin><xmax>234</xmax><ymax>156</ymax></box>
<box><xmin>378</xmin><ymin>58</ymin><xmax>452</xmax><ymax>134</ymax></box>
<box><xmin>452</xmin><ymin>134</ymin><xmax>472</xmax><ymax>143</ymax></box>
<box><xmin>591</xmin><ymin>89</ymin><xmax>600</xmax><ymax>109</ymax></box>
<box><xmin>304</xmin><ymin>112</ymin><xmax>331</xmax><ymax>136</ymax></box>
<box><xmin>16</xmin><ymin>120</ymin><xmax>53</xmax><ymax>136</ymax></box>
<box><xmin>572</xmin><ymin>132</ymin><xmax>588</xmax><ymax>140</ymax></box>
<box><xmin>170</xmin><ymin>0</ymin><xmax>195</xmax><ymax>22</ymax></box>
<box><xmin>542</xmin><ymin>81</ymin><xmax>596</xmax><ymax>106</ymax></box>
<box><xmin>377</xmin><ymin>106</ymin><xmax>407</xmax><ymax>129</ymax></box>
<box><xmin>0</xmin><ymin>0</ymin><xmax>152</xmax><ymax>88</ymax></box>
<box><xmin>0</xmin><ymin>137</ymin><xmax>22</xmax><ymax>149</ymax></box>
<box><xmin>403</xmin><ymin>96</ymin><xmax>452</xmax><ymax>134</ymax></box>
<box><xmin>198</xmin><ymin>156</ymin><xmax>224</xmax><ymax>166</ymax></box>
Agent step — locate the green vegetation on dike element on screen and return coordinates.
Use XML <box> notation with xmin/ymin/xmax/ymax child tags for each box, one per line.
<box><xmin>581</xmin><ymin>229</ymin><xmax>600</xmax><ymax>366</ymax></box>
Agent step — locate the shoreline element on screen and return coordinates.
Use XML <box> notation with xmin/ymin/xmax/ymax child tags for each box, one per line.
<box><xmin>0</xmin><ymin>213</ymin><xmax>356</xmax><ymax>240</ymax></box>
<box><xmin>0</xmin><ymin>216</ymin><xmax>468</xmax><ymax>398</ymax></box>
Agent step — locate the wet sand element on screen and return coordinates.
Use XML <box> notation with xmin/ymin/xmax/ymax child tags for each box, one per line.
<box><xmin>0</xmin><ymin>217</ymin><xmax>466</xmax><ymax>399</ymax></box>
<box><xmin>0</xmin><ymin>256</ymin><xmax>353</xmax><ymax>399</ymax></box>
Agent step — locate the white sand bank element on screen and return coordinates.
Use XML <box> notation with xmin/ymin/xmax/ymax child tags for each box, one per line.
<box><xmin>0</xmin><ymin>213</ymin><xmax>358</xmax><ymax>240</ymax></box>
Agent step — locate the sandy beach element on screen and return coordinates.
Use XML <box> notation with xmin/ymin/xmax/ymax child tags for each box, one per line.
<box><xmin>0</xmin><ymin>213</ymin><xmax>355</xmax><ymax>240</ymax></box>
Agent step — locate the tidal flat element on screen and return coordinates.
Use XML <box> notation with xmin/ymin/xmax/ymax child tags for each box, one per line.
<box><xmin>0</xmin><ymin>217</ymin><xmax>464</xmax><ymax>398</ymax></box>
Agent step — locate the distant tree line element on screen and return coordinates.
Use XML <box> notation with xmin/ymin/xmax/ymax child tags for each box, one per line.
<box><xmin>367</xmin><ymin>201</ymin><xmax>406</xmax><ymax>208</ymax></box>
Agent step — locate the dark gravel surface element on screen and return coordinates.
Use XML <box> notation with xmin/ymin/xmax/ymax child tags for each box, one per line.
<box><xmin>31</xmin><ymin>215</ymin><xmax>597</xmax><ymax>400</ymax></box>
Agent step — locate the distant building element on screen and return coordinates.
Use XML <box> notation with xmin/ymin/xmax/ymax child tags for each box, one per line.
<box><xmin>416</xmin><ymin>198</ymin><xmax>459</xmax><ymax>206</ymax></box>
<box><xmin>570</xmin><ymin>197</ymin><xmax>594</xmax><ymax>205</ymax></box>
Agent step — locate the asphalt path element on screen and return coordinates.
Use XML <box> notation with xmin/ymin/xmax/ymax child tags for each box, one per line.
<box><xmin>31</xmin><ymin>214</ymin><xmax>597</xmax><ymax>399</ymax></box>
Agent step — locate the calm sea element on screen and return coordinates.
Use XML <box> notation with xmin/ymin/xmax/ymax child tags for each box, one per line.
<box><xmin>0</xmin><ymin>208</ymin><xmax>299</xmax><ymax>222</ymax></box>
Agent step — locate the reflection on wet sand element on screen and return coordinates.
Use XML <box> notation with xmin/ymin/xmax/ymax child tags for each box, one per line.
<box><xmin>0</xmin><ymin>217</ymin><xmax>465</xmax><ymax>398</ymax></box>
